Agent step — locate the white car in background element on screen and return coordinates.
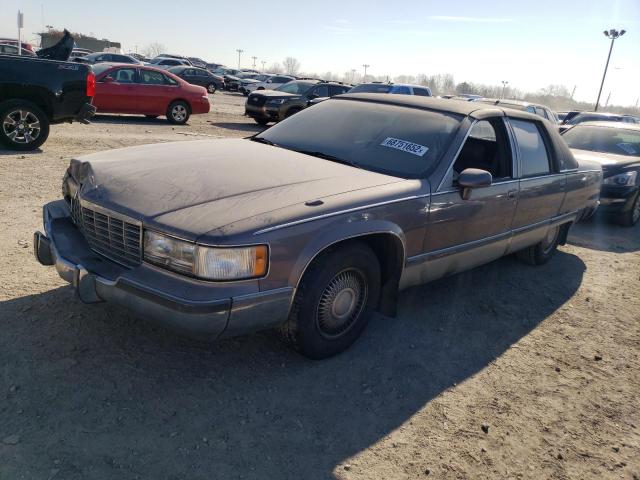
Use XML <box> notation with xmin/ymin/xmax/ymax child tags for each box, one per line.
<box><xmin>244</xmin><ymin>74</ymin><xmax>296</xmax><ymax>93</ymax></box>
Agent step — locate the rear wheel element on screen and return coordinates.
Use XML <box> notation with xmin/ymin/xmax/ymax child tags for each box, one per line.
<box><xmin>616</xmin><ymin>192</ymin><xmax>640</xmax><ymax>227</ymax></box>
<box><xmin>281</xmin><ymin>242</ymin><xmax>381</xmax><ymax>359</ymax></box>
<box><xmin>206</xmin><ymin>83</ymin><xmax>216</xmax><ymax>94</ymax></box>
<box><xmin>166</xmin><ymin>101</ymin><xmax>190</xmax><ymax>125</ymax></box>
<box><xmin>516</xmin><ymin>224</ymin><xmax>561</xmax><ymax>265</ymax></box>
<box><xmin>254</xmin><ymin>118</ymin><xmax>269</xmax><ymax>125</ymax></box>
<box><xmin>0</xmin><ymin>100</ymin><xmax>50</xmax><ymax>151</ymax></box>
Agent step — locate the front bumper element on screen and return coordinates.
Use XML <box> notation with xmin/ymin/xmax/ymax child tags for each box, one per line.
<box><xmin>34</xmin><ymin>200</ymin><xmax>294</xmax><ymax>340</ymax></box>
<box><xmin>75</xmin><ymin>102</ymin><xmax>97</xmax><ymax>125</ymax></box>
<box><xmin>598</xmin><ymin>185</ymin><xmax>639</xmax><ymax>214</ymax></box>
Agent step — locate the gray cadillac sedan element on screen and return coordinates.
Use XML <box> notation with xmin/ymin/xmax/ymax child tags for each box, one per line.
<box><xmin>34</xmin><ymin>95</ymin><xmax>602</xmax><ymax>358</ymax></box>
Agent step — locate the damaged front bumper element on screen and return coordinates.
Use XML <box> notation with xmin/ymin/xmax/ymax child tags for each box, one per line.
<box><xmin>34</xmin><ymin>200</ymin><xmax>294</xmax><ymax>340</ymax></box>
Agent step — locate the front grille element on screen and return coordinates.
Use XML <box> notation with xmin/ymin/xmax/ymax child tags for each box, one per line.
<box><xmin>249</xmin><ymin>95</ymin><xmax>266</xmax><ymax>107</ymax></box>
<box><xmin>71</xmin><ymin>198</ymin><xmax>142</xmax><ymax>267</ymax></box>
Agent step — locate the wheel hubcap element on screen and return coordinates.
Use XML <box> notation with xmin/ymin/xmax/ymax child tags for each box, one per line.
<box><xmin>316</xmin><ymin>269</ymin><xmax>367</xmax><ymax>339</ymax></box>
<box><xmin>632</xmin><ymin>196</ymin><xmax>640</xmax><ymax>223</ymax></box>
<box><xmin>172</xmin><ymin>105</ymin><xmax>186</xmax><ymax>121</ymax></box>
<box><xmin>3</xmin><ymin>110</ymin><xmax>40</xmax><ymax>144</ymax></box>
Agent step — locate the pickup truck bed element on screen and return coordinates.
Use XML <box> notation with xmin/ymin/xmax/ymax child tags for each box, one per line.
<box><xmin>0</xmin><ymin>55</ymin><xmax>96</xmax><ymax>150</ymax></box>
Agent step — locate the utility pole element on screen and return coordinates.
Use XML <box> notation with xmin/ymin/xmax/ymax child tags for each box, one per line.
<box><xmin>605</xmin><ymin>91</ymin><xmax>611</xmax><ymax>107</ymax></box>
<box><xmin>251</xmin><ymin>56</ymin><xmax>257</xmax><ymax>68</ymax></box>
<box><xmin>236</xmin><ymin>49</ymin><xmax>244</xmax><ymax>69</ymax></box>
<box><xmin>501</xmin><ymin>80</ymin><xmax>509</xmax><ymax>99</ymax></box>
<box><xmin>595</xmin><ymin>29</ymin><xmax>626</xmax><ymax>111</ymax></box>
<box><xmin>362</xmin><ymin>64</ymin><xmax>370</xmax><ymax>82</ymax></box>
<box><xmin>17</xmin><ymin>11</ymin><xmax>24</xmax><ymax>56</ymax></box>
<box><xmin>570</xmin><ymin>85</ymin><xmax>576</xmax><ymax>99</ymax></box>
<box><xmin>261</xmin><ymin>60</ymin><xmax>267</xmax><ymax>72</ymax></box>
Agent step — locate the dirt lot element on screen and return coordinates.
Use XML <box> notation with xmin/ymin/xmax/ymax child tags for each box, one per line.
<box><xmin>0</xmin><ymin>92</ymin><xmax>638</xmax><ymax>480</ymax></box>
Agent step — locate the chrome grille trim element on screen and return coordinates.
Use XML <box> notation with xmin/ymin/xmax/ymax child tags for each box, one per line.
<box><xmin>71</xmin><ymin>196</ymin><xmax>142</xmax><ymax>267</ymax></box>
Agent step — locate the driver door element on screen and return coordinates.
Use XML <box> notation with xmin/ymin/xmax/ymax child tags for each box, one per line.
<box><xmin>412</xmin><ymin>118</ymin><xmax>519</xmax><ymax>283</ymax></box>
<box><xmin>94</xmin><ymin>67</ymin><xmax>138</xmax><ymax>113</ymax></box>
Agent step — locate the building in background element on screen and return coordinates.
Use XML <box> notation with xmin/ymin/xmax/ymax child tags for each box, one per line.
<box><xmin>39</xmin><ymin>29</ymin><xmax>121</xmax><ymax>53</ymax></box>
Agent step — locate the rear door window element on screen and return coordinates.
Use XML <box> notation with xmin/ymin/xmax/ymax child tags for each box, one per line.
<box><xmin>105</xmin><ymin>68</ymin><xmax>136</xmax><ymax>83</ymax></box>
<box><xmin>310</xmin><ymin>85</ymin><xmax>329</xmax><ymax>97</ymax></box>
<box><xmin>140</xmin><ymin>69</ymin><xmax>167</xmax><ymax>85</ymax></box>
<box><xmin>413</xmin><ymin>88</ymin><xmax>431</xmax><ymax>96</ymax></box>
<box><xmin>511</xmin><ymin>119</ymin><xmax>552</xmax><ymax>177</ymax></box>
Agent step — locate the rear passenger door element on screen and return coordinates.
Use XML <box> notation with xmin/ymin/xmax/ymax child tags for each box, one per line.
<box><xmin>138</xmin><ymin>69</ymin><xmax>174</xmax><ymax>114</ymax></box>
<box><xmin>508</xmin><ymin>117</ymin><xmax>566</xmax><ymax>252</ymax></box>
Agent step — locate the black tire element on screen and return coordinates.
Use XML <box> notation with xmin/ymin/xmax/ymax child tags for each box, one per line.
<box><xmin>0</xmin><ymin>100</ymin><xmax>50</xmax><ymax>151</ymax></box>
<box><xmin>516</xmin><ymin>224</ymin><xmax>562</xmax><ymax>265</ymax></box>
<box><xmin>145</xmin><ymin>115</ymin><xmax>158</xmax><ymax>119</ymax></box>
<box><xmin>206</xmin><ymin>83</ymin><xmax>216</xmax><ymax>94</ymax></box>
<box><xmin>257</xmin><ymin>87</ymin><xmax>265</xmax><ymax>90</ymax></box>
<box><xmin>254</xmin><ymin>118</ymin><xmax>269</xmax><ymax>126</ymax></box>
<box><xmin>281</xmin><ymin>242</ymin><xmax>381</xmax><ymax>359</ymax></box>
<box><xmin>616</xmin><ymin>192</ymin><xmax>640</xmax><ymax>227</ymax></box>
<box><xmin>166</xmin><ymin>101</ymin><xmax>190</xmax><ymax>125</ymax></box>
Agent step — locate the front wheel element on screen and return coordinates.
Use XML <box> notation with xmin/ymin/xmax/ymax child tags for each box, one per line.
<box><xmin>516</xmin><ymin>224</ymin><xmax>561</xmax><ymax>265</ymax></box>
<box><xmin>281</xmin><ymin>242</ymin><xmax>381</xmax><ymax>359</ymax></box>
<box><xmin>206</xmin><ymin>83</ymin><xmax>216</xmax><ymax>94</ymax></box>
<box><xmin>616</xmin><ymin>192</ymin><xmax>640</xmax><ymax>227</ymax></box>
<box><xmin>166</xmin><ymin>101</ymin><xmax>190</xmax><ymax>125</ymax></box>
<box><xmin>0</xmin><ymin>100</ymin><xmax>50</xmax><ymax>151</ymax></box>
<box><xmin>254</xmin><ymin>118</ymin><xmax>269</xmax><ymax>125</ymax></box>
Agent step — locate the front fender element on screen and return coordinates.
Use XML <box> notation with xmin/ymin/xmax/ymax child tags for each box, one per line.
<box><xmin>286</xmin><ymin>217</ymin><xmax>406</xmax><ymax>288</ymax></box>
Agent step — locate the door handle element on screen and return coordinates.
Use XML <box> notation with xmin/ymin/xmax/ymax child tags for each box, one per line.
<box><xmin>507</xmin><ymin>189</ymin><xmax>518</xmax><ymax>199</ymax></box>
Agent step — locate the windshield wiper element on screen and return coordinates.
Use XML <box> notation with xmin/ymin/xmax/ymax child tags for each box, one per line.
<box><xmin>292</xmin><ymin>150</ymin><xmax>361</xmax><ymax>169</ymax></box>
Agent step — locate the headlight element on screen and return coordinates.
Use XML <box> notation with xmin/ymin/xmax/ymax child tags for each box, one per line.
<box><xmin>144</xmin><ymin>231</ymin><xmax>268</xmax><ymax>280</ymax></box>
<box><xmin>266</xmin><ymin>98</ymin><xmax>286</xmax><ymax>105</ymax></box>
<box><xmin>603</xmin><ymin>171</ymin><xmax>637</xmax><ymax>186</ymax></box>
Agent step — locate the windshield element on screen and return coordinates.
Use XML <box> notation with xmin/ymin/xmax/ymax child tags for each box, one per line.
<box><xmin>254</xmin><ymin>99</ymin><xmax>462</xmax><ymax>178</ymax></box>
<box><xmin>92</xmin><ymin>64</ymin><xmax>113</xmax><ymax>76</ymax></box>
<box><xmin>275</xmin><ymin>81</ymin><xmax>315</xmax><ymax>94</ymax></box>
<box><xmin>563</xmin><ymin>126</ymin><xmax>640</xmax><ymax>157</ymax></box>
<box><xmin>567</xmin><ymin>113</ymin><xmax>623</xmax><ymax>125</ymax></box>
<box><xmin>349</xmin><ymin>84</ymin><xmax>392</xmax><ymax>93</ymax></box>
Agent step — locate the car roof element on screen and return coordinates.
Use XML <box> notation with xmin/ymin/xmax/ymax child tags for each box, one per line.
<box><xmin>476</xmin><ymin>98</ymin><xmax>548</xmax><ymax>109</ymax></box>
<box><xmin>571</xmin><ymin>121</ymin><xmax>640</xmax><ymax>131</ymax></box>
<box><xmin>335</xmin><ymin>93</ymin><xmax>545</xmax><ymax>121</ymax></box>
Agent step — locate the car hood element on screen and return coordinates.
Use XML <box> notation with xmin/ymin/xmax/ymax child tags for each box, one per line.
<box><xmin>72</xmin><ymin>139</ymin><xmax>404</xmax><ymax>241</ymax></box>
<box><xmin>251</xmin><ymin>90</ymin><xmax>298</xmax><ymax>99</ymax></box>
<box><xmin>571</xmin><ymin>148</ymin><xmax>640</xmax><ymax>175</ymax></box>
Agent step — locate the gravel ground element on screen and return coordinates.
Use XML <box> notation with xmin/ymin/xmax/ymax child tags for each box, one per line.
<box><xmin>0</xmin><ymin>92</ymin><xmax>638</xmax><ymax>480</ymax></box>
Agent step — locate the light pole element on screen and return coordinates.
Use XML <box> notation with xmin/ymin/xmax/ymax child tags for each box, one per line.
<box><xmin>362</xmin><ymin>64</ymin><xmax>370</xmax><ymax>81</ymax></box>
<box><xmin>236</xmin><ymin>49</ymin><xmax>244</xmax><ymax>69</ymax></box>
<box><xmin>595</xmin><ymin>29</ymin><xmax>626</xmax><ymax>111</ymax></box>
<box><xmin>261</xmin><ymin>60</ymin><xmax>267</xmax><ymax>72</ymax></box>
<box><xmin>351</xmin><ymin>69</ymin><xmax>356</xmax><ymax>82</ymax></box>
<box><xmin>251</xmin><ymin>56</ymin><xmax>257</xmax><ymax>69</ymax></box>
<box><xmin>501</xmin><ymin>80</ymin><xmax>509</xmax><ymax>99</ymax></box>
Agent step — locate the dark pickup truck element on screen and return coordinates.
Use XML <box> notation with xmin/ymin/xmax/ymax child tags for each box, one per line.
<box><xmin>0</xmin><ymin>55</ymin><xmax>96</xmax><ymax>150</ymax></box>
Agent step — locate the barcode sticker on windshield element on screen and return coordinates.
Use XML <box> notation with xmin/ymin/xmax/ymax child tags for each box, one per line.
<box><xmin>380</xmin><ymin>137</ymin><xmax>429</xmax><ymax>157</ymax></box>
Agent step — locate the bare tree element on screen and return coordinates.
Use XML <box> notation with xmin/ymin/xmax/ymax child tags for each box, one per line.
<box><xmin>283</xmin><ymin>57</ymin><xmax>301</xmax><ymax>76</ymax></box>
<box><xmin>267</xmin><ymin>62</ymin><xmax>283</xmax><ymax>74</ymax></box>
<box><xmin>142</xmin><ymin>42</ymin><xmax>166</xmax><ymax>58</ymax></box>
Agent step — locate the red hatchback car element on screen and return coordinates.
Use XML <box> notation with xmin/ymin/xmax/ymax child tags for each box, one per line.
<box><xmin>92</xmin><ymin>64</ymin><xmax>210</xmax><ymax>124</ymax></box>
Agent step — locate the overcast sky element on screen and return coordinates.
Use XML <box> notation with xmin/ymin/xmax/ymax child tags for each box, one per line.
<box><xmin>1</xmin><ymin>0</ymin><xmax>638</xmax><ymax>106</ymax></box>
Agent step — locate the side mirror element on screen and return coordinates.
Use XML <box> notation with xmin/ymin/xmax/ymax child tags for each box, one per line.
<box><xmin>458</xmin><ymin>168</ymin><xmax>492</xmax><ymax>200</ymax></box>
<box><xmin>102</xmin><ymin>76</ymin><xmax>115</xmax><ymax>83</ymax></box>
